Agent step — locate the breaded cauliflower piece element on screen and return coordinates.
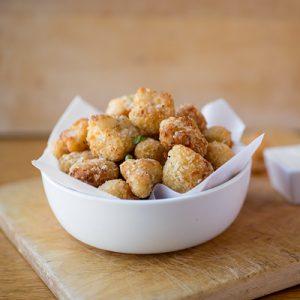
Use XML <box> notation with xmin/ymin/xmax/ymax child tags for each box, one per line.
<box><xmin>53</xmin><ymin>139</ymin><xmax>69</xmax><ymax>159</ymax></box>
<box><xmin>205</xmin><ymin>141</ymin><xmax>234</xmax><ymax>170</ymax></box>
<box><xmin>120</xmin><ymin>158</ymin><xmax>163</xmax><ymax>198</ymax></box>
<box><xmin>53</xmin><ymin>118</ymin><xmax>89</xmax><ymax>158</ymax></box>
<box><xmin>176</xmin><ymin>104</ymin><xmax>207</xmax><ymax>132</ymax></box>
<box><xmin>99</xmin><ymin>179</ymin><xmax>137</xmax><ymax>199</ymax></box>
<box><xmin>134</xmin><ymin>138</ymin><xmax>167</xmax><ymax>165</ymax></box>
<box><xmin>203</xmin><ymin>126</ymin><xmax>233</xmax><ymax>147</ymax></box>
<box><xmin>129</xmin><ymin>87</ymin><xmax>175</xmax><ymax>135</ymax></box>
<box><xmin>159</xmin><ymin>116</ymin><xmax>208</xmax><ymax>156</ymax></box>
<box><xmin>69</xmin><ymin>158</ymin><xmax>119</xmax><ymax>187</ymax></box>
<box><xmin>87</xmin><ymin>114</ymin><xmax>140</xmax><ymax>162</ymax></box>
<box><xmin>163</xmin><ymin>145</ymin><xmax>213</xmax><ymax>193</ymax></box>
<box><xmin>59</xmin><ymin>150</ymin><xmax>94</xmax><ymax>173</ymax></box>
<box><xmin>106</xmin><ymin>95</ymin><xmax>133</xmax><ymax>117</ymax></box>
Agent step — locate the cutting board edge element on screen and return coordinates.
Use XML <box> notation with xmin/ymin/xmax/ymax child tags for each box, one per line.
<box><xmin>198</xmin><ymin>263</ymin><xmax>300</xmax><ymax>300</ymax></box>
<box><xmin>0</xmin><ymin>211</ymin><xmax>69</xmax><ymax>300</ymax></box>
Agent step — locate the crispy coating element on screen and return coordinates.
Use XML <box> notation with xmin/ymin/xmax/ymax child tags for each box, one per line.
<box><xmin>159</xmin><ymin>116</ymin><xmax>208</xmax><ymax>156</ymax></box>
<box><xmin>163</xmin><ymin>145</ymin><xmax>213</xmax><ymax>193</ymax></box>
<box><xmin>203</xmin><ymin>126</ymin><xmax>233</xmax><ymax>147</ymax></box>
<box><xmin>53</xmin><ymin>139</ymin><xmax>69</xmax><ymax>159</ymax></box>
<box><xmin>106</xmin><ymin>95</ymin><xmax>133</xmax><ymax>117</ymax></box>
<box><xmin>53</xmin><ymin>118</ymin><xmax>89</xmax><ymax>158</ymax></box>
<box><xmin>129</xmin><ymin>87</ymin><xmax>175</xmax><ymax>135</ymax></box>
<box><xmin>120</xmin><ymin>158</ymin><xmax>163</xmax><ymax>198</ymax></box>
<box><xmin>134</xmin><ymin>138</ymin><xmax>167</xmax><ymax>165</ymax></box>
<box><xmin>87</xmin><ymin>114</ymin><xmax>140</xmax><ymax>162</ymax></box>
<box><xmin>69</xmin><ymin>158</ymin><xmax>119</xmax><ymax>187</ymax></box>
<box><xmin>59</xmin><ymin>150</ymin><xmax>94</xmax><ymax>173</ymax></box>
<box><xmin>99</xmin><ymin>179</ymin><xmax>137</xmax><ymax>199</ymax></box>
<box><xmin>176</xmin><ymin>104</ymin><xmax>207</xmax><ymax>132</ymax></box>
<box><xmin>205</xmin><ymin>142</ymin><xmax>234</xmax><ymax>170</ymax></box>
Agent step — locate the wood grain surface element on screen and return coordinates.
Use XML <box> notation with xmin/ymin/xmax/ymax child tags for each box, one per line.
<box><xmin>1</xmin><ymin>0</ymin><xmax>300</xmax><ymax>134</ymax></box>
<box><xmin>1</xmin><ymin>173</ymin><xmax>300</xmax><ymax>300</ymax></box>
<box><xmin>0</xmin><ymin>129</ymin><xmax>300</xmax><ymax>299</ymax></box>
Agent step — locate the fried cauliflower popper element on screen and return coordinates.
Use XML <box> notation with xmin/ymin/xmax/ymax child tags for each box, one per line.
<box><xmin>53</xmin><ymin>118</ymin><xmax>89</xmax><ymax>158</ymax></box>
<box><xmin>99</xmin><ymin>179</ymin><xmax>137</xmax><ymax>199</ymax></box>
<box><xmin>159</xmin><ymin>116</ymin><xmax>208</xmax><ymax>156</ymax></box>
<box><xmin>205</xmin><ymin>142</ymin><xmax>234</xmax><ymax>170</ymax></box>
<box><xmin>52</xmin><ymin>87</ymin><xmax>238</xmax><ymax>199</ymax></box>
<box><xmin>106</xmin><ymin>95</ymin><xmax>133</xmax><ymax>117</ymax></box>
<box><xmin>134</xmin><ymin>138</ymin><xmax>167</xmax><ymax>165</ymax></box>
<box><xmin>59</xmin><ymin>150</ymin><xmax>94</xmax><ymax>173</ymax></box>
<box><xmin>203</xmin><ymin>126</ymin><xmax>233</xmax><ymax>147</ymax></box>
<box><xmin>176</xmin><ymin>104</ymin><xmax>207</xmax><ymax>132</ymax></box>
<box><xmin>69</xmin><ymin>158</ymin><xmax>119</xmax><ymax>187</ymax></box>
<box><xmin>87</xmin><ymin>114</ymin><xmax>140</xmax><ymax>162</ymax></box>
<box><xmin>129</xmin><ymin>87</ymin><xmax>175</xmax><ymax>136</ymax></box>
<box><xmin>120</xmin><ymin>159</ymin><xmax>163</xmax><ymax>198</ymax></box>
<box><xmin>163</xmin><ymin>145</ymin><xmax>213</xmax><ymax>193</ymax></box>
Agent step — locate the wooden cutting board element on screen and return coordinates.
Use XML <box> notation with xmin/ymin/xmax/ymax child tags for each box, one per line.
<box><xmin>0</xmin><ymin>176</ymin><xmax>299</xmax><ymax>300</ymax></box>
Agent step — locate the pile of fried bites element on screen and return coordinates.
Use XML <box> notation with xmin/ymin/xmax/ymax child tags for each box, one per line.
<box><xmin>53</xmin><ymin>88</ymin><xmax>234</xmax><ymax>199</ymax></box>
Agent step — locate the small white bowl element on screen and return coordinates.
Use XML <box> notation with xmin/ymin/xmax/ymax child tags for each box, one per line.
<box><xmin>264</xmin><ymin>145</ymin><xmax>300</xmax><ymax>204</ymax></box>
<box><xmin>41</xmin><ymin>162</ymin><xmax>251</xmax><ymax>254</ymax></box>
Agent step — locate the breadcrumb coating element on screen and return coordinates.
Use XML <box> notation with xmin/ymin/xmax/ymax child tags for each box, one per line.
<box><xmin>134</xmin><ymin>138</ymin><xmax>167</xmax><ymax>165</ymax></box>
<box><xmin>87</xmin><ymin>114</ymin><xmax>140</xmax><ymax>162</ymax></box>
<box><xmin>53</xmin><ymin>139</ymin><xmax>69</xmax><ymax>159</ymax></box>
<box><xmin>159</xmin><ymin>116</ymin><xmax>208</xmax><ymax>156</ymax></box>
<box><xmin>69</xmin><ymin>158</ymin><xmax>119</xmax><ymax>187</ymax></box>
<box><xmin>163</xmin><ymin>145</ymin><xmax>213</xmax><ymax>193</ymax></box>
<box><xmin>176</xmin><ymin>104</ymin><xmax>207</xmax><ymax>132</ymax></box>
<box><xmin>59</xmin><ymin>150</ymin><xmax>94</xmax><ymax>173</ymax></box>
<box><xmin>99</xmin><ymin>179</ymin><xmax>137</xmax><ymax>199</ymax></box>
<box><xmin>120</xmin><ymin>158</ymin><xmax>162</xmax><ymax>198</ymax></box>
<box><xmin>53</xmin><ymin>118</ymin><xmax>89</xmax><ymax>158</ymax></box>
<box><xmin>106</xmin><ymin>95</ymin><xmax>133</xmax><ymax>117</ymax></box>
<box><xmin>203</xmin><ymin>126</ymin><xmax>233</xmax><ymax>147</ymax></box>
<box><xmin>205</xmin><ymin>141</ymin><xmax>234</xmax><ymax>170</ymax></box>
<box><xmin>129</xmin><ymin>87</ymin><xmax>175</xmax><ymax>135</ymax></box>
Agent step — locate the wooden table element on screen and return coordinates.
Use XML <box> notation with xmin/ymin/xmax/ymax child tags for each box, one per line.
<box><xmin>0</xmin><ymin>132</ymin><xmax>299</xmax><ymax>299</ymax></box>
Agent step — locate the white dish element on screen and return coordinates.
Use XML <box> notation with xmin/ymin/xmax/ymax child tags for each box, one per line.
<box><xmin>264</xmin><ymin>145</ymin><xmax>300</xmax><ymax>204</ymax></box>
<box><xmin>41</xmin><ymin>162</ymin><xmax>251</xmax><ymax>254</ymax></box>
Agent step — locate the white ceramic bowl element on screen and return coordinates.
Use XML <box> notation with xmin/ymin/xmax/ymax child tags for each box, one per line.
<box><xmin>41</xmin><ymin>162</ymin><xmax>251</xmax><ymax>254</ymax></box>
<box><xmin>264</xmin><ymin>145</ymin><xmax>300</xmax><ymax>204</ymax></box>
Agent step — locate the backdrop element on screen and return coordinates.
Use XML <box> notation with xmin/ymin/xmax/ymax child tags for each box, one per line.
<box><xmin>1</xmin><ymin>0</ymin><xmax>299</xmax><ymax>135</ymax></box>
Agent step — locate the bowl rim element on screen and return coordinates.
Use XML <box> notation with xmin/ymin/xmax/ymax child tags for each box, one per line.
<box><xmin>42</xmin><ymin>161</ymin><xmax>251</xmax><ymax>205</ymax></box>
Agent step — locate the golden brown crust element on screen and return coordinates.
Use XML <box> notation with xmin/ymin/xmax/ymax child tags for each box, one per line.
<box><xmin>61</xmin><ymin>118</ymin><xmax>89</xmax><ymax>152</ymax></box>
<box><xmin>205</xmin><ymin>141</ymin><xmax>234</xmax><ymax>170</ymax></box>
<box><xmin>203</xmin><ymin>126</ymin><xmax>233</xmax><ymax>147</ymax></box>
<box><xmin>120</xmin><ymin>158</ymin><xmax>163</xmax><ymax>198</ymax></box>
<box><xmin>176</xmin><ymin>104</ymin><xmax>207</xmax><ymax>132</ymax></box>
<box><xmin>53</xmin><ymin>139</ymin><xmax>69</xmax><ymax>159</ymax></box>
<box><xmin>53</xmin><ymin>118</ymin><xmax>89</xmax><ymax>158</ymax></box>
<box><xmin>163</xmin><ymin>145</ymin><xmax>213</xmax><ymax>193</ymax></box>
<box><xmin>129</xmin><ymin>87</ymin><xmax>175</xmax><ymax>135</ymax></box>
<box><xmin>58</xmin><ymin>151</ymin><xmax>94</xmax><ymax>173</ymax></box>
<box><xmin>87</xmin><ymin>114</ymin><xmax>140</xmax><ymax>162</ymax></box>
<box><xmin>106</xmin><ymin>95</ymin><xmax>133</xmax><ymax>117</ymax></box>
<box><xmin>134</xmin><ymin>138</ymin><xmax>167</xmax><ymax>165</ymax></box>
<box><xmin>99</xmin><ymin>179</ymin><xmax>137</xmax><ymax>199</ymax></box>
<box><xmin>69</xmin><ymin>158</ymin><xmax>119</xmax><ymax>187</ymax></box>
<box><xmin>159</xmin><ymin>116</ymin><xmax>208</xmax><ymax>156</ymax></box>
